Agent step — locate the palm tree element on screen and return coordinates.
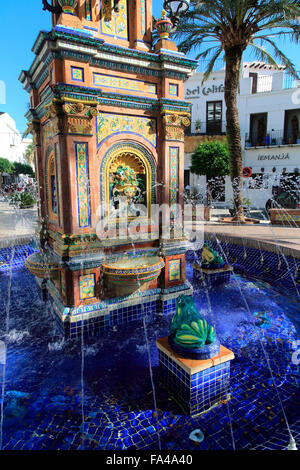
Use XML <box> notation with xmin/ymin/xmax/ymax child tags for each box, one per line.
<box><xmin>25</xmin><ymin>142</ymin><xmax>35</xmax><ymax>167</ymax></box>
<box><xmin>175</xmin><ymin>0</ymin><xmax>300</xmax><ymax>222</ymax></box>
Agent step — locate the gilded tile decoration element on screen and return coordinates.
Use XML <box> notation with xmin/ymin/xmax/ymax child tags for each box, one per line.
<box><xmin>169</xmin><ymin>259</ymin><xmax>181</xmax><ymax>281</ymax></box>
<box><xmin>141</xmin><ymin>0</ymin><xmax>146</xmax><ymax>35</ymax></box>
<box><xmin>71</xmin><ymin>67</ymin><xmax>84</xmax><ymax>82</ymax></box>
<box><xmin>75</xmin><ymin>143</ymin><xmax>90</xmax><ymax>228</ymax></box>
<box><xmin>100</xmin><ymin>0</ymin><xmax>128</xmax><ymax>40</ymax></box>
<box><xmin>162</xmin><ymin>112</ymin><xmax>190</xmax><ymax>142</ymax></box>
<box><xmin>96</xmin><ymin>113</ymin><xmax>157</xmax><ymax>149</ymax></box>
<box><xmin>79</xmin><ymin>274</ymin><xmax>96</xmax><ymax>300</ymax></box>
<box><xmin>93</xmin><ymin>73</ymin><xmax>156</xmax><ymax>95</ymax></box>
<box><xmin>169</xmin><ymin>147</ymin><xmax>179</xmax><ymax>220</ymax></box>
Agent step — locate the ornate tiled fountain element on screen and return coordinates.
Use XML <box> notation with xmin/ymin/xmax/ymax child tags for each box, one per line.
<box><xmin>20</xmin><ymin>1</ymin><xmax>197</xmax><ymax>337</ymax></box>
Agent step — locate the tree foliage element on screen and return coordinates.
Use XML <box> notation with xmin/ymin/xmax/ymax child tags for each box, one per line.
<box><xmin>191</xmin><ymin>141</ymin><xmax>230</xmax><ymax>179</ymax></box>
<box><xmin>25</xmin><ymin>143</ymin><xmax>35</xmax><ymax>166</ymax></box>
<box><xmin>12</xmin><ymin>162</ymin><xmax>34</xmax><ymax>177</ymax></box>
<box><xmin>174</xmin><ymin>0</ymin><xmax>300</xmax><ymax>79</ymax></box>
<box><xmin>0</xmin><ymin>158</ymin><xmax>13</xmax><ymax>174</ymax></box>
<box><xmin>174</xmin><ymin>0</ymin><xmax>300</xmax><ymax>222</ymax></box>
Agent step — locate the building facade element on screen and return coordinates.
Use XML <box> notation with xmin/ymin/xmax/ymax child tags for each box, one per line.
<box><xmin>0</xmin><ymin>112</ymin><xmax>31</xmax><ymax>164</ymax></box>
<box><xmin>184</xmin><ymin>62</ymin><xmax>300</xmax><ymax>209</ymax></box>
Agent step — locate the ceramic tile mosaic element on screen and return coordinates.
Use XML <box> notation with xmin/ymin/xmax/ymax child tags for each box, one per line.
<box><xmin>71</xmin><ymin>67</ymin><xmax>84</xmax><ymax>82</ymax></box>
<box><xmin>96</xmin><ymin>113</ymin><xmax>157</xmax><ymax>150</ymax></box>
<box><xmin>169</xmin><ymin>84</ymin><xmax>179</xmax><ymax>96</ymax></box>
<box><xmin>79</xmin><ymin>274</ymin><xmax>96</xmax><ymax>300</ymax></box>
<box><xmin>194</xmin><ymin>268</ymin><xmax>232</xmax><ymax>286</ymax></box>
<box><xmin>158</xmin><ymin>347</ymin><xmax>232</xmax><ymax>416</ymax></box>
<box><xmin>141</xmin><ymin>0</ymin><xmax>146</xmax><ymax>35</ymax></box>
<box><xmin>168</xmin><ymin>259</ymin><xmax>181</xmax><ymax>281</ymax></box>
<box><xmin>93</xmin><ymin>73</ymin><xmax>156</xmax><ymax>94</ymax></box>
<box><xmin>85</xmin><ymin>0</ymin><xmax>91</xmax><ymax>20</ymax></box>
<box><xmin>100</xmin><ymin>0</ymin><xmax>128</xmax><ymax>40</ymax></box>
<box><xmin>169</xmin><ymin>147</ymin><xmax>179</xmax><ymax>221</ymax></box>
<box><xmin>75</xmin><ymin>142</ymin><xmax>90</xmax><ymax>228</ymax></box>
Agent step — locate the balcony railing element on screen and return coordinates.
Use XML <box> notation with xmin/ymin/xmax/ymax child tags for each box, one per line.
<box><xmin>245</xmin><ymin>130</ymin><xmax>300</xmax><ymax>148</ymax></box>
<box><xmin>185</xmin><ymin>121</ymin><xmax>227</xmax><ymax>136</ymax></box>
<box><xmin>255</xmin><ymin>75</ymin><xmax>273</xmax><ymax>93</ymax></box>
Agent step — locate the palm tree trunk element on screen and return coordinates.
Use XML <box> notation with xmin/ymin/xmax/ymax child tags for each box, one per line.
<box><xmin>224</xmin><ymin>46</ymin><xmax>245</xmax><ymax>223</ymax></box>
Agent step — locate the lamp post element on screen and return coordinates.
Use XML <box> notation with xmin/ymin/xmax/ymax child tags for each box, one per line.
<box><xmin>42</xmin><ymin>0</ymin><xmax>62</xmax><ymax>14</ymax></box>
<box><xmin>163</xmin><ymin>0</ymin><xmax>190</xmax><ymax>28</ymax></box>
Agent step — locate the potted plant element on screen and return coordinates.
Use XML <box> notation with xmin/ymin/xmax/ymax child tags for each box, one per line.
<box><xmin>195</xmin><ymin>119</ymin><xmax>202</xmax><ymax>134</ymax></box>
<box><xmin>297</xmin><ymin>133</ymin><xmax>300</xmax><ymax>144</ymax></box>
<box><xmin>245</xmin><ymin>138</ymin><xmax>252</xmax><ymax>148</ymax></box>
<box><xmin>265</xmin><ymin>133</ymin><xmax>270</xmax><ymax>145</ymax></box>
<box><xmin>9</xmin><ymin>190</ymin><xmax>36</xmax><ymax>209</ymax></box>
<box><xmin>271</xmin><ymin>138</ymin><xmax>277</xmax><ymax>145</ymax></box>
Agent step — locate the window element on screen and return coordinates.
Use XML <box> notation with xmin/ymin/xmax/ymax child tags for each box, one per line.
<box><xmin>284</xmin><ymin>109</ymin><xmax>300</xmax><ymax>144</ymax></box>
<box><xmin>249</xmin><ymin>72</ymin><xmax>258</xmax><ymax>94</ymax></box>
<box><xmin>184</xmin><ymin>170</ymin><xmax>190</xmax><ymax>188</ymax></box>
<box><xmin>250</xmin><ymin>113</ymin><xmax>268</xmax><ymax>146</ymax></box>
<box><xmin>206</xmin><ymin>101</ymin><xmax>222</xmax><ymax>134</ymax></box>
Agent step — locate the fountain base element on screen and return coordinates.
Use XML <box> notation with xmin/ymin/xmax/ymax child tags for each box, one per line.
<box><xmin>37</xmin><ymin>278</ymin><xmax>193</xmax><ymax>338</ymax></box>
<box><xmin>157</xmin><ymin>337</ymin><xmax>234</xmax><ymax>417</ymax></box>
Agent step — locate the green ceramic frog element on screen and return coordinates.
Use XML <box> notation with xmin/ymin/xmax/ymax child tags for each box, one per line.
<box><xmin>201</xmin><ymin>243</ymin><xmax>224</xmax><ymax>267</ymax></box>
<box><xmin>170</xmin><ymin>295</ymin><xmax>216</xmax><ymax>349</ymax></box>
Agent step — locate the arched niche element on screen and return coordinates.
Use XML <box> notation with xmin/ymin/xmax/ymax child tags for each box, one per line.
<box><xmin>100</xmin><ymin>142</ymin><xmax>156</xmax><ymax>221</ymax></box>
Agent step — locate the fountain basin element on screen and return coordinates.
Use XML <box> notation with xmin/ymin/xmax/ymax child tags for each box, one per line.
<box><xmin>25</xmin><ymin>252</ymin><xmax>58</xmax><ymax>279</ymax></box>
<box><xmin>101</xmin><ymin>256</ymin><xmax>165</xmax><ymax>296</ymax></box>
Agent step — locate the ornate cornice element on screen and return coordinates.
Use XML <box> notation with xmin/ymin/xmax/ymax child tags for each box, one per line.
<box><xmin>20</xmin><ymin>28</ymin><xmax>198</xmax><ymax>92</ymax></box>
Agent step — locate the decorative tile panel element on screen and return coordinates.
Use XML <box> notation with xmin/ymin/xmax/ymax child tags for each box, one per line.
<box><xmin>79</xmin><ymin>274</ymin><xmax>96</xmax><ymax>300</ymax></box>
<box><xmin>85</xmin><ymin>0</ymin><xmax>91</xmax><ymax>20</ymax></box>
<box><xmin>75</xmin><ymin>142</ymin><xmax>90</xmax><ymax>228</ymax></box>
<box><xmin>93</xmin><ymin>73</ymin><xmax>156</xmax><ymax>95</ymax></box>
<box><xmin>169</xmin><ymin>84</ymin><xmax>179</xmax><ymax>96</ymax></box>
<box><xmin>96</xmin><ymin>113</ymin><xmax>157</xmax><ymax>149</ymax></box>
<box><xmin>169</xmin><ymin>147</ymin><xmax>179</xmax><ymax>220</ymax></box>
<box><xmin>71</xmin><ymin>67</ymin><xmax>84</xmax><ymax>82</ymax></box>
<box><xmin>100</xmin><ymin>0</ymin><xmax>128</xmax><ymax>40</ymax></box>
<box><xmin>141</xmin><ymin>0</ymin><xmax>146</xmax><ymax>35</ymax></box>
<box><xmin>169</xmin><ymin>259</ymin><xmax>181</xmax><ymax>281</ymax></box>
<box><xmin>60</xmin><ymin>271</ymin><xmax>66</xmax><ymax>297</ymax></box>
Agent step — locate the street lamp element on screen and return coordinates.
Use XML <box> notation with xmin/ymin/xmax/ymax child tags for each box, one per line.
<box><xmin>163</xmin><ymin>0</ymin><xmax>190</xmax><ymax>28</ymax></box>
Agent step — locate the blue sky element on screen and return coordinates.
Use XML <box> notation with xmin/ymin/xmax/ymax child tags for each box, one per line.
<box><xmin>0</xmin><ymin>0</ymin><xmax>299</xmax><ymax>134</ymax></box>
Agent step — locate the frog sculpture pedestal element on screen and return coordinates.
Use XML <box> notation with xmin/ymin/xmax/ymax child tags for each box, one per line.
<box><xmin>193</xmin><ymin>243</ymin><xmax>233</xmax><ymax>287</ymax></box>
<box><xmin>193</xmin><ymin>264</ymin><xmax>234</xmax><ymax>287</ymax></box>
<box><xmin>156</xmin><ymin>295</ymin><xmax>234</xmax><ymax>416</ymax></box>
<box><xmin>157</xmin><ymin>337</ymin><xmax>234</xmax><ymax>416</ymax></box>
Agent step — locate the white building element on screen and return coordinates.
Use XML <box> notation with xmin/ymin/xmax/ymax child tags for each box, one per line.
<box><xmin>0</xmin><ymin>112</ymin><xmax>32</xmax><ymax>164</ymax></box>
<box><xmin>184</xmin><ymin>62</ymin><xmax>300</xmax><ymax>209</ymax></box>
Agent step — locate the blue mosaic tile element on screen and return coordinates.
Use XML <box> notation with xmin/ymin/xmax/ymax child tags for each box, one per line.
<box><xmin>158</xmin><ymin>348</ymin><xmax>231</xmax><ymax>416</ymax></box>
